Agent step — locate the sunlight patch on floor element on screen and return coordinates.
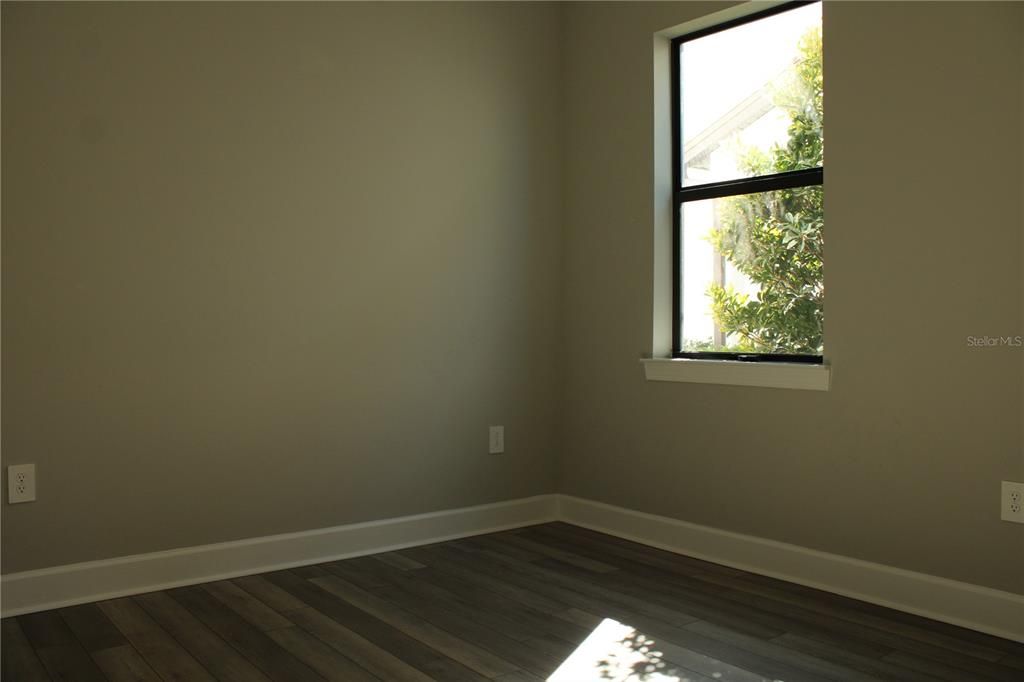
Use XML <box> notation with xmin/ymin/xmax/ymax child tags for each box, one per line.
<box><xmin>547</xmin><ymin>618</ymin><xmax>704</xmax><ymax>681</ymax></box>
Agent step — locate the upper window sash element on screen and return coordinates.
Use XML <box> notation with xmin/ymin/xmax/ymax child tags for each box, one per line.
<box><xmin>673</xmin><ymin>1</ymin><xmax>823</xmax><ymax>193</ymax></box>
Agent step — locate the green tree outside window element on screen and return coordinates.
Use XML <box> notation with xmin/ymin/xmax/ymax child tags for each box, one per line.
<box><xmin>705</xmin><ymin>28</ymin><xmax>823</xmax><ymax>354</ymax></box>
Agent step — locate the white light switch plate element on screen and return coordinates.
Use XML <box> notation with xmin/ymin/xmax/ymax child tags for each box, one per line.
<box><xmin>489</xmin><ymin>426</ymin><xmax>505</xmax><ymax>454</ymax></box>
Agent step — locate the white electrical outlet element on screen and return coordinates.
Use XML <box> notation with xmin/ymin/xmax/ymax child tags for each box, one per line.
<box><xmin>1001</xmin><ymin>481</ymin><xmax>1024</xmax><ymax>523</ymax></box>
<box><xmin>8</xmin><ymin>464</ymin><xmax>36</xmax><ymax>504</ymax></box>
<box><xmin>489</xmin><ymin>425</ymin><xmax>505</xmax><ymax>454</ymax></box>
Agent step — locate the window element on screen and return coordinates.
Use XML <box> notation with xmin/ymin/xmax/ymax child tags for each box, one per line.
<box><xmin>672</xmin><ymin>1</ymin><xmax>823</xmax><ymax>363</ymax></box>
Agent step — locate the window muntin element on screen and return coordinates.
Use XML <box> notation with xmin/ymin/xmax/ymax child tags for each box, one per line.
<box><xmin>673</xmin><ymin>1</ymin><xmax>823</xmax><ymax>363</ymax></box>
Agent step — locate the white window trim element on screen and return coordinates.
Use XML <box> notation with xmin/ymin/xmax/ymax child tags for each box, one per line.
<box><xmin>641</xmin><ymin>357</ymin><xmax>830</xmax><ymax>391</ymax></box>
<box><xmin>648</xmin><ymin>2</ymin><xmax>828</xmax><ymax>392</ymax></box>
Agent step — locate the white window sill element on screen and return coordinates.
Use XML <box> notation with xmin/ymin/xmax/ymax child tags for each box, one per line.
<box><xmin>641</xmin><ymin>358</ymin><xmax>830</xmax><ymax>391</ymax></box>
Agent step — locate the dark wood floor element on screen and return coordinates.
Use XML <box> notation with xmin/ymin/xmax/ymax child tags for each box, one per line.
<box><xmin>3</xmin><ymin>523</ymin><xmax>1023</xmax><ymax>681</ymax></box>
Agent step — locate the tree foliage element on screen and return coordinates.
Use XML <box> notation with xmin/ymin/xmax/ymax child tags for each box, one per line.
<box><xmin>706</xmin><ymin>28</ymin><xmax>823</xmax><ymax>354</ymax></box>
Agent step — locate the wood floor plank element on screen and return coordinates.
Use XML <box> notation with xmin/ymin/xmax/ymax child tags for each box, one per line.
<box><xmin>522</xmin><ymin>526</ymin><xmax>847</xmax><ymax>644</ymax></box>
<box><xmin>266</xmin><ymin>624</ymin><xmax>380</xmax><ymax>682</ymax></box>
<box><xmin>684</xmin><ymin>551</ymin><xmax>1024</xmax><ymax>660</ymax></box>
<box><xmin>91</xmin><ymin>644</ymin><xmax>162</xmax><ymax>682</ymax></box>
<box><xmin>544</xmin><ymin>618</ymin><xmax>721</xmax><ymax>682</ymax></box>
<box><xmin>555</xmin><ymin>607</ymin><xmax>603</xmax><ymax>629</ymax></box>
<box><xmin>371</xmin><ymin>583</ymin><xmax>571</xmax><ymax>677</ymax></box>
<box><xmin>320</xmin><ymin>561</ymin><xmax>570</xmax><ymax>677</ymax></box>
<box><xmin>327</xmin><ymin>556</ymin><xmax>557</xmax><ymax>645</ymax></box>
<box><xmin>536</xmin><ymin>525</ymin><xmax>1024</xmax><ymax>680</ymax></box>
<box><xmin>322</xmin><ymin>556</ymin><xmax>394</xmax><ymax>589</ymax></box>
<box><xmin>550</xmin><ymin>614</ymin><xmax>773</xmax><ymax>682</ymax></box>
<box><xmin>550</xmin><ymin>625</ymin><xmax>729</xmax><ymax>682</ymax></box>
<box><xmin>234</xmin><ymin>574</ymin><xmax>308</xmax><ymax>614</ymax></box>
<box><xmin>634</xmin><ymin>638</ymin><xmax>768</xmax><ymax>682</ymax></box>
<box><xmin>134</xmin><ymin>590</ymin><xmax>273</xmax><ymax>682</ymax></box>
<box><xmin>430</xmin><ymin>541</ymin><xmax>684</xmax><ymax>626</ymax></box>
<box><xmin>493</xmin><ymin>671</ymin><xmax>544</xmax><ymax>682</ymax></box>
<box><xmin>488</xmin><ymin>531</ymin><xmax>619</xmax><ymax>573</ymax></box>
<box><xmin>879</xmin><ymin>613</ymin><xmax>1024</xmax><ymax>660</ymax></box>
<box><xmin>771</xmin><ymin>632</ymin><xmax>959</xmax><ymax>682</ymax></box>
<box><xmin>529</xmin><ymin>525</ymin><xmax>1024</xmax><ymax>678</ymax></box>
<box><xmin>18</xmin><ymin>611</ymin><xmax>83</xmax><ymax>651</ymax></box>
<box><xmin>203</xmin><ymin>579</ymin><xmax>294</xmax><ymax>631</ymax></box>
<box><xmin>524</xmin><ymin>526</ymin><xmax>898</xmax><ymax>658</ymax></box>
<box><xmin>60</xmin><ymin>603</ymin><xmax>160</xmax><ymax>681</ymax></box>
<box><xmin>292</xmin><ymin>564</ymin><xmax>331</xmax><ymax>579</ymax></box>
<box><xmin>443</xmin><ymin>541</ymin><xmax>715</xmax><ymax>632</ymax></box>
<box><xmin>98</xmin><ymin>596</ymin><xmax>216</xmax><ymax>682</ymax></box>
<box><xmin>422</xmin><ymin>543</ymin><xmax>830</xmax><ymax>682</ymax></box>
<box><xmin>4</xmin><ymin>522</ymin><xmax>1022</xmax><ymax>682</ymax></box>
<box><xmin>265</xmin><ymin>569</ymin><xmax>487</xmax><ymax>682</ymax></box>
<box><xmin>527</xmin><ymin>522</ymin><xmax>745</xmax><ymax>578</ymax></box>
<box><xmin>59</xmin><ymin>603</ymin><xmax>129</xmax><ymax>653</ymax></box>
<box><xmin>535</xmin><ymin>553</ymin><xmax>796</xmax><ymax>642</ymax></box>
<box><xmin>168</xmin><ymin>585</ymin><xmax>324</xmax><ymax>682</ymax></box>
<box><xmin>670</xmin><ymin>572</ymin><xmax>1023</xmax><ymax>680</ymax></box>
<box><xmin>31</xmin><ymin>647</ymin><xmax>109</xmax><ymax>682</ymax></box>
<box><xmin>18</xmin><ymin>611</ymin><xmax>107</xmax><ymax>682</ymax></box>
<box><xmin>323</xmin><ymin>557</ymin><xmax>444</xmax><ymax>604</ymax></box>
<box><xmin>624</xmin><ymin>618</ymin><xmax>830</xmax><ymax>682</ymax></box>
<box><xmin>547</xmin><ymin>509</ymin><xmax>1022</xmax><ymax>662</ymax></box>
<box><xmin>287</xmin><ymin>606</ymin><xmax>434</xmax><ymax>682</ymax></box>
<box><xmin>460</xmin><ymin>533</ymin><xmax>547</xmax><ymax>563</ymax></box>
<box><xmin>311</xmin><ymin>572</ymin><xmax>522</xmax><ymax>678</ymax></box>
<box><xmin>882</xmin><ymin>650</ymin><xmax>1018</xmax><ymax>682</ymax></box>
<box><xmin>422</xmin><ymin>564</ymin><xmax>589</xmax><ymax>643</ymax></box>
<box><xmin>372</xmin><ymin>552</ymin><xmax>426</xmax><ymax>571</ymax></box>
<box><xmin>690</xmin><ymin>568</ymin><xmax>1010</xmax><ymax>662</ymax></box>
<box><xmin>594</xmin><ymin>563</ymin><xmax>894</xmax><ymax>659</ymax></box>
<box><xmin>998</xmin><ymin>652</ymin><xmax>1024</xmax><ymax>670</ymax></box>
<box><xmin>423</xmin><ymin>544</ymin><xmax>798</xmax><ymax>675</ymax></box>
<box><xmin>1</xmin><ymin>618</ymin><xmax>51</xmax><ymax>682</ymax></box>
<box><xmin>686</xmin><ymin>620</ymin><xmax>882</xmax><ymax>681</ymax></box>
<box><xmin>387</xmin><ymin>551</ymin><xmax>590</xmax><ymax>645</ymax></box>
<box><xmin>396</xmin><ymin>544</ymin><xmax>572</xmax><ymax>616</ymax></box>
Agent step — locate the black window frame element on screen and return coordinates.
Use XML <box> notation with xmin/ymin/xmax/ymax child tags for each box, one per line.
<box><xmin>671</xmin><ymin>0</ymin><xmax>824</xmax><ymax>365</ymax></box>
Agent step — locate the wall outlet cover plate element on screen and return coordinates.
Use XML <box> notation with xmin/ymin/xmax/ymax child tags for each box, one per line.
<box><xmin>1001</xmin><ymin>480</ymin><xmax>1023</xmax><ymax>524</ymax></box>
<box><xmin>8</xmin><ymin>464</ymin><xmax>36</xmax><ymax>504</ymax></box>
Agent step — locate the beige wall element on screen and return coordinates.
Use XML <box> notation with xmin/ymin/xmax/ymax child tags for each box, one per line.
<box><xmin>1</xmin><ymin>1</ymin><xmax>563</xmax><ymax>573</ymax></box>
<box><xmin>4</xmin><ymin>0</ymin><xmax>1023</xmax><ymax>596</ymax></box>
<box><xmin>560</xmin><ymin>1</ymin><xmax>1024</xmax><ymax>594</ymax></box>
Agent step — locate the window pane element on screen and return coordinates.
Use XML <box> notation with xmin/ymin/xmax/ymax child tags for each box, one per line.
<box><xmin>680</xmin><ymin>3</ymin><xmax>822</xmax><ymax>187</ymax></box>
<box><xmin>680</xmin><ymin>186</ymin><xmax>823</xmax><ymax>355</ymax></box>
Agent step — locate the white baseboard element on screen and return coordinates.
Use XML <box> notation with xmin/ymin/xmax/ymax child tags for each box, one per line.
<box><xmin>4</xmin><ymin>492</ymin><xmax>1022</xmax><ymax>644</ymax></box>
<box><xmin>559</xmin><ymin>495</ymin><xmax>1024</xmax><ymax>643</ymax></box>
<box><xmin>0</xmin><ymin>494</ymin><xmax>559</xmax><ymax>618</ymax></box>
